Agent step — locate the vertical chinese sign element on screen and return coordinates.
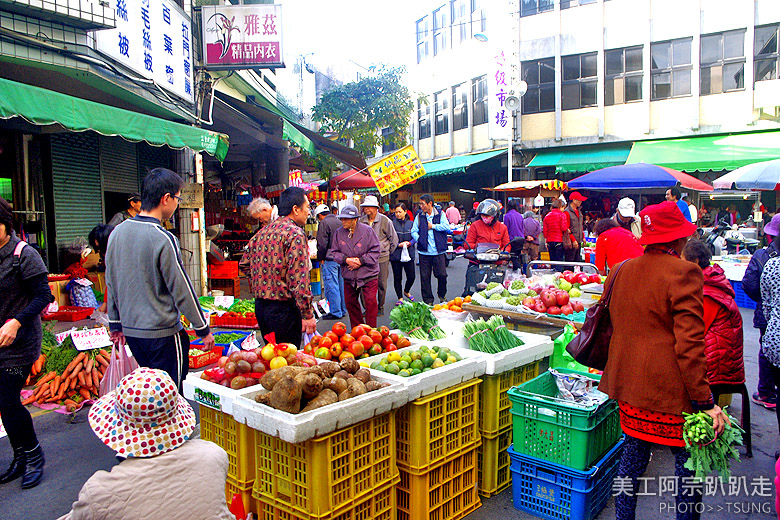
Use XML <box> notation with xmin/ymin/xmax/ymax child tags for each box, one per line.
<box><xmin>488</xmin><ymin>51</ymin><xmax>509</xmax><ymax>140</ymax></box>
<box><xmin>93</xmin><ymin>0</ymin><xmax>193</xmax><ymax>103</ymax></box>
<box><xmin>367</xmin><ymin>146</ymin><xmax>426</xmax><ymax>197</ymax></box>
<box><xmin>201</xmin><ymin>5</ymin><xmax>284</xmax><ymax>69</ymax></box>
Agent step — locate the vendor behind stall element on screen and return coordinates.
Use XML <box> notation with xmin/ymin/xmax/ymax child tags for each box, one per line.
<box><xmin>107</xmin><ymin>193</ymin><xmax>141</xmax><ymax>227</ymax></box>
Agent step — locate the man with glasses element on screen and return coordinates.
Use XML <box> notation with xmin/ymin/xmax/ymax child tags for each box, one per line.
<box><xmin>105</xmin><ymin>168</ymin><xmax>214</xmax><ymax>391</ymax></box>
<box><xmin>244</xmin><ymin>187</ymin><xmax>316</xmax><ymax>346</ymax></box>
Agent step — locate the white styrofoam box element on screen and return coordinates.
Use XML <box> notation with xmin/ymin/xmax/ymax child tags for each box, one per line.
<box><xmin>231</xmin><ymin>372</ymin><xmax>408</xmax><ymax>444</ymax></box>
<box><xmin>448</xmin><ymin>331</ymin><xmax>554</xmax><ymax>375</ymax></box>
<box><xmin>182</xmin><ymin>372</ymin><xmax>257</xmax><ymax>415</ymax></box>
<box><xmin>362</xmin><ymin>344</ymin><xmax>486</xmax><ymax>401</ymax></box>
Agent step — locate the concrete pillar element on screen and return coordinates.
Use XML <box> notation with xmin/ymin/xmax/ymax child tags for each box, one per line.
<box><xmin>173</xmin><ymin>148</ymin><xmax>206</xmax><ymax>295</ymax></box>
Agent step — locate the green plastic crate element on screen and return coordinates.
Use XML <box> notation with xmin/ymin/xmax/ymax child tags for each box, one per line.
<box><xmin>508</xmin><ymin>368</ymin><xmax>621</xmax><ymax>471</ymax></box>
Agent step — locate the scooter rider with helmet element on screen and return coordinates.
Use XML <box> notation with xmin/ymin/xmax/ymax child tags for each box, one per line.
<box><xmin>462</xmin><ymin>199</ymin><xmax>510</xmax><ymax>296</ymax></box>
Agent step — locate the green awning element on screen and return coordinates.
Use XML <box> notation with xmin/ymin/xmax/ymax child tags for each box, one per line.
<box><xmin>626</xmin><ymin>131</ymin><xmax>780</xmax><ymax>172</ymax></box>
<box><xmin>0</xmin><ymin>77</ymin><xmax>229</xmax><ymax>161</ymax></box>
<box><xmin>423</xmin><ymin>149</ymin><xmax>506</xmax><ymax>177</ymax></box>
<box><xmin>527</xmin><ymin>144</ymin><xmax>631</xmax><ymax>173</ymax></box>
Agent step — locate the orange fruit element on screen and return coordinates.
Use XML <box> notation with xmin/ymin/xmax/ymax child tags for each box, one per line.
<box><xmin>451</xmin><ymin>306</ymin><xmax>462</xmax><ymax>312</ymax></box>
<box><xmin>454</xmin><ymin>297</ymin><xmax>463</xmax><ymax>306</ymax></box>
<box><xmin>464</xmin><ymin>295</ymin><xmax>472</xmax><ymax>303</ymax></box>
<box><xmin>433</xmin><ymin>304</ymin><xmax>442</xmax><ymax>311</ymax></box>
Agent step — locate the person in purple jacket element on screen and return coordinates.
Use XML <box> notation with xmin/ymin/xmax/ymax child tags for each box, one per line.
<box><xmin>522</xmin><ymin>210</ymin><xmax>542</xmax><ymax>265</ymax></box>
<box><xmin>503</xmin><ymin>199</ymin><xmax>524</xmax><ymax>270</ymax></box>
<box><xmin>330</xmin><ymin>205</ymin><xmax>381</xmax><ymax>328</ymax></box>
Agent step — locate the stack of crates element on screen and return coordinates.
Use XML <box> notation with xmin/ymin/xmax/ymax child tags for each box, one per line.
<box><xmin>395</xmin><ymin>379</ymin><xmax>483</xmax><ymax>520</ymax></box>
<box><xmin>476</xmin><ymin>361</ymin><xmax>540</xmax><ymax>497</ymax></box>
<box><xmin>310</xmin><ymin>260</ymin><xmax>322</xmax><ymax>296</ymax></box>
<box><xmin>209</xmin><ymin>261</ymin><xmax>240</xmax><ymax>297</ymax></box>
<box><xmin>251</xmin><ymin>411</ymin><xmax>399</xmax><ymax>520</ymax></box>
<box><xmin>199</xmin><ymin>406</ymin><xmax>256</xmax><ymax>513</ymax></box>
<box><xmin>506</xmin><ymin>368</ymin><xmax>624</xmax><ymax>520</ymax></box>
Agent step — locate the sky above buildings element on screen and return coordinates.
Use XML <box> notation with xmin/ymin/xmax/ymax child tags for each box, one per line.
<box><xmin>281</xmin><ymin>0</ymin><xmax>425</xmax><ymax>71</ymax></box>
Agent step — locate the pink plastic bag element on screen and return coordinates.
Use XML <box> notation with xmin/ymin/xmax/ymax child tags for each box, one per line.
<box><xmin>99</xmin><ymin>335</ymin><xmax>140</xmax><ymax>397</ymax></box>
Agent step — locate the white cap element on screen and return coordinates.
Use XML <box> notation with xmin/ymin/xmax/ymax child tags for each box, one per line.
<box><xmin>313</xmin><ymin>204</ymin><xmax>330</xmax><ymax>216</ymax></box>
<box><xmin>617</xmin><ymin>197</ymin><xmax>636</xmax><ymax>218</ymax></box>
<box><xmin>360</xmin><ymin>195</ymin><xmax>380</xmax><ymax>207</ymax></box>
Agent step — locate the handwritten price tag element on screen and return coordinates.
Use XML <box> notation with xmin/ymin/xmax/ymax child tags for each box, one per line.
<box><xmin>214</xmin><ymin>295</ymin><xmax>234</xmax><ymax>308</ymax></box>
<box><xmin>241</xmin><ymin>333</ymin><xmax>260</xmax><ymax>351</ymax></box>
<box><xmin>70</xmin><ymin>328</ymin><xmax>113</xmax><ymax>351</ymax></box>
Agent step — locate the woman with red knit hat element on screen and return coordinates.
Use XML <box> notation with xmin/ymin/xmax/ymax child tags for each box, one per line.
<box><xmin>598</xmin><ymin>201</ymin><xmax>730</xmax><ymax>520</ymax></box>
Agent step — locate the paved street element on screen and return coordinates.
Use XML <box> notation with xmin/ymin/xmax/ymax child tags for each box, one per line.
<box><xmin>0</xmin><ymin>257</ymin><xmax>776</xmax><ymax>519</ymax></box>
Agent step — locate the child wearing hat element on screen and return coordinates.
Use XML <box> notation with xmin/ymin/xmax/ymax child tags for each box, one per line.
<box><xmin>57</xmin><ymin>368</ymin><xmax>233</xmax><ymax>520</ymax></box>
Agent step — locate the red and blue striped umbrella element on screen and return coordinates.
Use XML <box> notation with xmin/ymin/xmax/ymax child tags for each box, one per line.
<box><xmin>713</xmin><ymin>158</ymin><xmax>780</xmax><ymax>190</ymax></box>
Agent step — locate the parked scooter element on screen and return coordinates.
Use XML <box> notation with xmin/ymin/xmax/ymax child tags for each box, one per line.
<box><xmin>461</xmin><ymin>242</ymin><xmax>520</xmax><ymax>296</ymax></box>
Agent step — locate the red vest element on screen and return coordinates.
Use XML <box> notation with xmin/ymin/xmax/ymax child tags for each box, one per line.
<box><xmin>702</xmin><ymin>265</ymin><xmax>745</xmax><ymax>385</ymax></box>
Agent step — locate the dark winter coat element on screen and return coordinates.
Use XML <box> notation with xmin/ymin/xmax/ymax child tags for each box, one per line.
<box><xmin>742</xmin><ymin>240</ymin><xmax>780</xmax><ymax>329</ymax></box>
<box><xmin>702</xmin><ymin>265</ymin><xmax>745</xmax><ymax>385</ymax></box>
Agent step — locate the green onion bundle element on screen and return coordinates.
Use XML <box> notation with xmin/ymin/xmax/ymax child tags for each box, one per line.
<box><xmin>486</xmin><ymin>315</ymin><xmax>525</xmax><ymax>350</ymax></box>
<box><xmin>463</xmin><ymin>318</ymin><xmax>500</xmax><ymax>353</ymax></box>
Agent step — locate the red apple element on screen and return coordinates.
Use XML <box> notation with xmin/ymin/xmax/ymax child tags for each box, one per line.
<box><xmin>576</xmin><ymin>273</ymin><xmax>590</xmax><ymax>285</ymax></box>
<box><xmin>541</xmin><ymin>290</ymin><xmax>557</xmax><ymax>308</ymax></box>
<box><xmin>534</xmin><ymin>301</ymin><xmax>547</xmax><ymax>313</ymax></box>
<box><xmin>555</xmin><ymin>290</ymin><xmax>570</xmax><ymax>306</ymax></box>
<box><xmin>572</xmin><ymin>301</ymin><xmax>585</xmax><ymax>313</ymax></box>
<box><xmin>522</xmin><ymin>297</ymin><xmax>535</xmax><ymax>308</ymax></box>
<box><xmin>564</xmin><ymin>272</ymin><xmax>577</xmax><ymax>284</ymax></box>
<box><xmin>588</xmin><ymin>273</ymin><xmax>602</xmax><ymax>284</ymax></box>
<box><xmin>547</xmin><ymin>306</ymin><xmax>561</xmax><ymax>315</ymax></box>
<box><xmin>561</xmin><ymin>304</ymin><xmax>574</xmax><ymax>315</ymax></box>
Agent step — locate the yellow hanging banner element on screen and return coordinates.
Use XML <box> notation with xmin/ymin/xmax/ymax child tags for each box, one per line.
<box><xmin>367</xmin><ymin>145</ymin><xmax>427</xmax><ymax>196</ymax></box>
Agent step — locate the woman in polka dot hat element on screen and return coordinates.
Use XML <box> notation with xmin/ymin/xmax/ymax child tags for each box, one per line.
<box><xmin>57</xmin><ymin>368</ymin><xmax>233</xmax><ymax>520</ymax></box>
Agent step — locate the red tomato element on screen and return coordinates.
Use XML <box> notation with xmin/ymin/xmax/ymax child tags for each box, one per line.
<box><xmin>378</xmin><ymin>326</ymin><xmax>390</xmax><ymax>338</ymax></box>
<box><xmin>324</xmin><ymin>331</ymin><xmax>339</xmax><ymax>345</ymax></box>
<box><xmin>389</xmin><ymin>333</ymin><xmax>399</xmax><ymax>343</ymax></box>
<box><xmin>340</xmin><ymin>334</ymin><xmax>355</xmax><ymax>349</ymax></box>
<box><xmin>359</xmin><ymin>324</ymin><xmax>372</xmax><ymax>336</ymax></box>
<box><xmin>329</xmin><ymin>342</ymin><xmax>343</xmax><ymax>358</ymax></box>
<box><xmin>319</xmin><ymin>336</ymin><xmax>333</xmax><ymax>350</ymax></box>
<box><xmin>368</xmin><ymin>344</ymin><xmax>383</xmax><ymax>356</ymax></box>
<box><xmin>339</xmin><ymin>351</ymin><xmax>355</xmax><ymax>361</ymax></box>
<box><xmin>359</xmin><ymin>335</ymin><xmax>373</xmax><ymax>349</ymax></box>
<box><xmin>332</xmin><ymin>322</ymin><xmax>347</xmax><ymax>337</ymax></box>
<box><xmin>385</xmin><ymin>344</ymin><xmax>397</xmax><ymax>352</ymax></box>
<box><xmin>348</xmin><ymin>341</ymin><xmax>365</xmax><ymax>357</ymax></box>
<box><xmin>380</xmin><ymin>337</ymin><xmax>393</xmax><ymax>348</ymax></box>
<box><xmin>351</xmin><ymin>326</ymin><xmax>365</xmax><ymax>338</ymax></box>
<box><xmin>369</xmin><ymin>330</ymin><xmax>382</xmax><ymax>344</ymax></box>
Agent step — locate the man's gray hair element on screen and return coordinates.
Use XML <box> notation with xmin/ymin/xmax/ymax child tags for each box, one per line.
<box><xmin>248</xmin><ymin>197</ymin><xmax>271</xmax><ymax>215</ymax></box>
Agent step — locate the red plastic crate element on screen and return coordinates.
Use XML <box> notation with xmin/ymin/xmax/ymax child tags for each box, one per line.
<box><xmin>189</xmin><ymin>346</ymin><xmax>222</xmax><ymax>369</ymax></box>
<box><xmin>42</xmin><ymin>306</ymin><xmax>94</xmax><ymax>321</ymax></box>
<box><xmin>212</xmin><ymin>314</ymin><xmax>258</xmax><ymax>329</ymax></box>
<box><xmin>209</xmin><ymin>261</ymin><xmax>239</xmax><ymax>279</ymax></box>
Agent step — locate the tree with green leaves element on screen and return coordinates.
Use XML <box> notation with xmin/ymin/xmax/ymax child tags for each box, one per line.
<box><xmin>311</xmin><ymin>66</ymin><xmax>414</xmax><ymax>181</ymax></box>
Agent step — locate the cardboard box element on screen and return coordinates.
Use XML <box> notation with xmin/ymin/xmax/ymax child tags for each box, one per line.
<box><xmin>48</xmin><ymin>281</ymin><xmax>70</xmax><ymax>306</ymax></box>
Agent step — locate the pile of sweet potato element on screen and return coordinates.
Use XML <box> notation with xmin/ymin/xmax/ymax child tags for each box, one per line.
<box><xmin>255</xmin><ymin>357</ymin><xmax>389</xmax><ymax>414</ymax></box>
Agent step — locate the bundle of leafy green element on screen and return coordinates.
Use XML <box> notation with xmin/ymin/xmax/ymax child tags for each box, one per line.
<box><xmin>682</xmin><ymin>409</ymin><xmax>744</xmax><ymax>481</ymax></box>
<box><xmin>390</xmin><ymin>302</ymin><xmax>446</xmax><ymax>341</ymax></box>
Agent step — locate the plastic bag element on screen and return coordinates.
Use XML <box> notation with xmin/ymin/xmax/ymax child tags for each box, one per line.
<box><xmin>66</xmin><ymin>279</ymin><xmax>99</xmax><ymax>308</ymax></box>
<box><xmin>400</xmin><ymin>244</ymin><xmax>411</xmax><ymax>263</ymax></box>
<box><xmin>98</xmin><ymin>336</ymin><xmax>140</xmax><ymax>397</ymax></box>
<box><xmin>549</xmin><ymin>323</ymin><xmax>592</xmax><ymax>373</ymax></box>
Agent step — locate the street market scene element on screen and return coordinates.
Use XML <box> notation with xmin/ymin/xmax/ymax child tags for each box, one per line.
<box><xmin>1</xmin><ymin>1</ymin><xmax>780</xmax><ymax>519</ymax></box>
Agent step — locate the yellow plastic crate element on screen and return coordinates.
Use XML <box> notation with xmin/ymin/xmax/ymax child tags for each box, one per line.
<box><xmin>397</xmin><ymin>444</ymin><xmax>482</xmax><ymax>520</ymax></box>
<box><xmin>479</xmin><ymin>362</ymin><xmax>540</xmax><ymax>436</ymax></box>
<box><xmin>251</xmin><ymin>411</ymin><xmax>397</xmax><ymax>517</ymax></box>
<box><xmin>477</xmin><ymin>427</ymin><xmax>512</xmax><ymax>497</ymax></box>
<box><xmin>396</xmin><ymin>378</ymin><xmax>481</xmax><ymax>471</ymax></box>
<box><xmin>226</xmin><ymin>477</ymin><xmax>253</xmax><ymax>517</ymax></box>
<box><xmin>540</xmin><ymin>251</ymin><xmax>550</xmax><ymax>261</ymax></box>
<box><xmin>309</xmin><ymin>269</ymin><xmax>321</xmax><ymax>282</ymax></box>
<box><xmin>200</xmin><ymin>405</ymin><xmax>255</xmax><ymax>484</ymax></box>
<box><xmin>253</xmin><ymin>478</ymin><xmax>398</xmax><ymax>520</ymax></box>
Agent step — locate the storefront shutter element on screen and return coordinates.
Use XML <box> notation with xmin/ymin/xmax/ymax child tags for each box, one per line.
<box><xmin>138</xmin><ymin>141</ymin><xmax>174</xmax><ymax>182</ymax></box>
<box><xmin>50</xmin><ymin>132</ymin><xmax>102</xmax><ymax>251</ymax></box>
<box><xmin>99</xmin><ymin>136</ymin><xmax>139</xmax><ymax>193</ymax></box>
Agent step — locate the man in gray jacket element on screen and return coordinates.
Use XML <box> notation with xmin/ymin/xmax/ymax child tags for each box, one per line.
<box><xmin>315</xmin><ymin>204</ymin><xmax>347</xmax><ymax>320</ymax></box>
<box><xmin>360</xmin><ymin>196</ymin><xmax>398</xmax><ymax>315</ymax></box>
<box><xmin>106</xmin><ymin>168</ymin><xmax>214</xmax><ymax>390</ymax></box>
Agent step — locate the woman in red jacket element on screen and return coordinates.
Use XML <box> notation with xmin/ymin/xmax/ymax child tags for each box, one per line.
<box><xmin>593</xmin><ymin>219</ymin><xmax>644</xmax><ymax>275</ymax></box>
<box><xmin>542</xmin><ymin>199</ymin><xmax>568</xmax><ymax>261</ymax></box>
<box><xmin>682</xmin><ymin>239</ymin><xmax>745</xmax><ymax>388</ymax></box>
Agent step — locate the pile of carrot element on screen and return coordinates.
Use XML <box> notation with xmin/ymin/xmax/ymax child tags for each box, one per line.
<box><xmin>26</xmin><ymin>354</ymin><xmax>47</xmax><ymax>384</ymax></box>
<box><xmin>22</xmin><ymin>349</ymin><xmax>111</xmax><ymax>412</ymax></box>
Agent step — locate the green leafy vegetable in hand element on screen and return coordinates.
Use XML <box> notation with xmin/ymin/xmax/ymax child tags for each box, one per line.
<box><xmin>683</xmin><ymin>409</ymin><xmax>743</xmax><ymax>481</ymax></box>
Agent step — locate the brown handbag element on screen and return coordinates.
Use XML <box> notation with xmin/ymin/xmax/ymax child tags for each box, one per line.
<box><xmin>565</xmin><ymin>260</ymin><xmax>628</xmax><ymax>370</ymax></box>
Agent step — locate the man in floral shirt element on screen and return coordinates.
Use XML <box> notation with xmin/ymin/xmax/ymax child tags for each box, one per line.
<box><xmin>246</xmin><ymin>187</ymin><xmax>315</xmax><ymax>346</ymax></box>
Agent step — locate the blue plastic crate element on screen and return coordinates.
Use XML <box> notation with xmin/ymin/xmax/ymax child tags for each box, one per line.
<box><xmin>192</xmin><ymin>330</ymin><xmax>252</xmax><ymax>355</ymax></box>
<box><xmin>508</xmin><ymin>436</ymin><xmax>625</xmax><ymax>520</ymax></box>
<box><xmin>311</xmin><ymin>281</ymin><xmax>322</xmax><ymax>295</ymax></box>
<box><xmin>730</xmin><ymin>280</ymin><xmax>757</xmax><ymax>310</ymax></box>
